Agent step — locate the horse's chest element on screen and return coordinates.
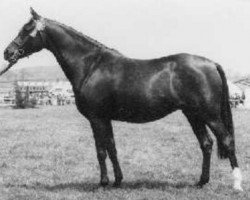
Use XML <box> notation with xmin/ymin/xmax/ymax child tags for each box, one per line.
<box><xmin>74</xmin><ymin>85</ymin><xmax>113</xmax><ymax>116</ymax></box>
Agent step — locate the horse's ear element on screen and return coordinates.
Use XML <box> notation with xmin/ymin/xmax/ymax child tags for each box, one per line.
<box><xmin>30</xmin><ymin>7</ymin><xmax>41</xmax><ymax>20</ymax></box>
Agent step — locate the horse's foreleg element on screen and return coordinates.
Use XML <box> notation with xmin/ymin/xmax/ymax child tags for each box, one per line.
<box><xmin>90</xmin><ymin>118</ymin><xmax>110</xmax><ymax>186</ymax></box>
<box><xmin>90</xmin><ymin>118</ymin><xmax>123</xmax><ymax>187</ymax></box>
<box><xmin>106</xmin><ymin>129</ymin><xmax>123</xmax><ymax>187</ymax></box>
<box><xmin>184</xmin><ymin>112</ymin><xmax>213</xmax><ymax>187</ymax></box>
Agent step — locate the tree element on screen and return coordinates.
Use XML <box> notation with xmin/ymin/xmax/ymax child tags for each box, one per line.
<box><xmin>14</xmin><ymin>81</ymin><xmax>25</xmax><ymax>108</ymax></box>
<box><xmin>14</xmin><ymin>81</ymin><xmax>37</xmax><ymax>109</ymax></box>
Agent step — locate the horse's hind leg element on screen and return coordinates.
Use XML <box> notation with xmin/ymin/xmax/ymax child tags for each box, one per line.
<box><xmin>206</xmin><ymin>119</ymin><xmax>243</xmax><ymax>191</ymax></box>
<box><xmin>184</xmin><ymin>112</ymin><xmax>213</xmax><ymax>187</ymax></box>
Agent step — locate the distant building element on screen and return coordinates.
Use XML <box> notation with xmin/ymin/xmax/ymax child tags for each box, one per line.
<box><xmin>234</xmin><ymin>78</ymin><xmax>250</xmax><ymax>108</ymax></box>
<box><xmin>16</xmin><ymin>80</ymin><xmax>73</xmax><ymax>96</ymax></box>
<box><xmin>0</xmin><ymin>80</ymin><xmax>74</xmax><ymax>106</ymax></box>
<box><xmin>227</xmin><ymin>80</ymin><xmax>243</xmax><ymax>98</ymax></box>
<box><xmin>0</xmin><ymin>82</ymin><xmax>15</xmax><ymax>105</ymax></box>
<box><xmin>17</xmin><ymin>81</ymin><xmax>49</xmax><ymax>95</ymax></box>
<box><xmin>48</xmin><ymin>81</ymin><xmax>74</xmax><ymax>97</ymax></box>
<box><xmin>234</xmin><ymin>78</ymin><xmax>250</xmax><ymax>90</ymax></box>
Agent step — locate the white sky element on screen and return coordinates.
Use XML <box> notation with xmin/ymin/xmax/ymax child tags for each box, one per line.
<box><xmin>0</xmin><ymin>0</ymin><xmax>250</xmax><ymax>76</ymax></box>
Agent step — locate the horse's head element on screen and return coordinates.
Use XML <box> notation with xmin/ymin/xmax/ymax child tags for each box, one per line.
<box><xmin>3</xmin><ymin>8</ymin><xmax>46</xmax><ymax>71</ymax></box>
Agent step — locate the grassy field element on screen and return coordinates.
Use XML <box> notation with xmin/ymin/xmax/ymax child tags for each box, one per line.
<box><xmin>0</xmin><ymin>105</ymin><xmax>249</xmax><ymax>200</ymax></box>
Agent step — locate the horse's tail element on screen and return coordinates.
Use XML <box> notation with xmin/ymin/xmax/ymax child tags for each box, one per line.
<box><xmin>215</xmin><ymin>64</ymin><xmax>235</xmax><ymax>159</ymax></box>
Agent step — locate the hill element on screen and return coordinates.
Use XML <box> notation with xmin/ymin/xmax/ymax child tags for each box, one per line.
<box><xmin>0</xmin><ymin>65</ymin><xmax>66</xmax><ymax>81</ymax></box>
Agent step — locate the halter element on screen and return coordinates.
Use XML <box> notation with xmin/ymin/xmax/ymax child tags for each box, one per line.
<box><xmin>12</xmin><ymin>18</ymin><xmax>46</xmax><ymax>54</ymax></box>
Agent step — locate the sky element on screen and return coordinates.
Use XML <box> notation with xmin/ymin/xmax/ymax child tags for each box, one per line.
<box><xmin>0</xmin><ymin>0</ymin><xmax>250</xmax><ymax>76</ymax></box>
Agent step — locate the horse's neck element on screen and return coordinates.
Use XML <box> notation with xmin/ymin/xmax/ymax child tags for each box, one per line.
<box><xmin>45</xmin><ymin>21</ymin><xmax>100</xmax><ymax>90</ymax></box>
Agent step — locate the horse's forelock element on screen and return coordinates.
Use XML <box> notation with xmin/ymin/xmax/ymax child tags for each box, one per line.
<box><xmin>29</xmin><ymin>18</ymin><xmax>45</xmax><ymax>37</ymax></box>
<box><xmin>35</xmin><ymin>18</ymin><xmax>45</xmax><ymax>31</ymax></box>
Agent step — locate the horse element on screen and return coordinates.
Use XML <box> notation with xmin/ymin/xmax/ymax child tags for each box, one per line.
<box><xmin>2</xmin><ymin>8</ymin><xmax>243</xmax><ymax>191</ymax></box>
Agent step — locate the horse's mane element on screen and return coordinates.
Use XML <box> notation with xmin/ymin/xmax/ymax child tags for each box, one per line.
<box><xmin>47</xmin><ymin>19</ymin><xmax>123</xmax><ymax>56</ymax></box>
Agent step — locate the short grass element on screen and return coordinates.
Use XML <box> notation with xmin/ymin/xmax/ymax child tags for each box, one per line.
<box><xmin>0</xmin><ymin>106</ymin><xmax>249</xmax><ymax>200</ymax></box>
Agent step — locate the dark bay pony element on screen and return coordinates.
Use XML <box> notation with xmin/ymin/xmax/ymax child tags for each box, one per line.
<box><xmin>2</xmin><ymin>8</ymin><xmax>243</xmax><ymax>191</ymax></box>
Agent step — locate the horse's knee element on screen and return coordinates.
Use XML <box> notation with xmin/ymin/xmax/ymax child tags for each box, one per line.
<box><xmin>201</xmin><ymin>137</ymin><xmax>213</xmax><ymax>154</ymax></box>
<box><xmin>107</xmin><ymin>144</ymin><xmax>117</xmax><ymax>160</ymax></box>
<box><xmin>97</xmin><ymin>149</ymin><xmax>107</xmax><ymax>161</ymax></box>
<box><xmin>222</xmin><ymin>135</ymin><xmax>235</xmax><ymax>151</ymax></box>
<box><xmin>217</xmin><ymin>135</ymin><xmax>235</xmax><ymax>159</ymax></box>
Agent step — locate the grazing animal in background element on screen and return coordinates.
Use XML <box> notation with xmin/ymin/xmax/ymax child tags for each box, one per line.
<box><xmin>2</xmin><ymin>8</ymin><xmax>243</xmax><ymax>191</ymax></box>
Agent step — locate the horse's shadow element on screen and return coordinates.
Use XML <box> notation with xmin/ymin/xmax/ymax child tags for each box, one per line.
<box><xmin>5</xmin><ymin>179</ymin><xmax>194</xmax><ymax>192</ymax></box>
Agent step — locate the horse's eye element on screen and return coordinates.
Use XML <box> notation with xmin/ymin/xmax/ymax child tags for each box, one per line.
<box><xmin>25</xmin><ymin>25</ymin><xmax>34</xmax><ymax>32</ymax></box>
<box><xmin>19</xmin><ymin>30</ymin><xmax>29</xmax><ymax>39</ymax></box>
<box><xmin>24</xmin><ymin>27</ymin><xmax>32</xmax><ymax>32</ymax></box>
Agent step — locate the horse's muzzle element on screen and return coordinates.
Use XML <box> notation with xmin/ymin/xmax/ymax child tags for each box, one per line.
<box><xmin>4</xmin><ymin>49</ymin><xmax>24</xmax><ymax>64</ymax></box>
<box><xmin>4</xmin><ymin>48</ymin><xmax>13</xmax><ymax>61</ymax></box>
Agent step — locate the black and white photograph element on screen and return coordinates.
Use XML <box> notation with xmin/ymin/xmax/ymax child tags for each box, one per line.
<box><xmin>0</xmin><ymin>0</ymin><xmax>249</xmax><ymax>199</ymax></box>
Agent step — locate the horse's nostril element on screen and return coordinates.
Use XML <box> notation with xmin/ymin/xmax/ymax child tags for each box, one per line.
<box><xmin>18</xmin><ymin>49</ymin><xmax>24</xmax><ymax>55</ymax></box>
<box><xmin>4</xmin><ymin>49</ymin><xmax>14</xmax><ymax>60</ymax></box>
<box><xmin>10</xmin><ymin>52</ymin><xmax>14</xmax><ymax>57</ymax></box>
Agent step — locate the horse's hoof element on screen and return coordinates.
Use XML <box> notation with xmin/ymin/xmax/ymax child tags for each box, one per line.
<box><xmin>113</xmin><ymin>181</ymin><xmax>121</xmax><ymax>188</ymax></box>
<box><xmin>113</xmin><ymin>178</ymin><xmax>122</xmax><ymax>188</ymax></box>
<box><xmin>195</xmin><ymin>183</ymin><xmax>203</xmax><ymax>189</ymax></box>
<box><xmin>100</xmin><ymin>177</ymin><xmax>109</xmax><ymax>187</ymax></box>
<box><xmin>195</xmin><ymin>180</ymin><xmax>208</xmax><ymax>188</ymax></box>
<box><xmin>234</xmin><ymin>184</ymin><xmax>243</xmax><ymax>191</ymax></box>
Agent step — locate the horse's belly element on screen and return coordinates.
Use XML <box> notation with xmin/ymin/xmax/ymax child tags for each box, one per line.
<box><xmin>111</xmin><ymin>104</ymin><xmax>178</xmax><ymax>123</ymax></box>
